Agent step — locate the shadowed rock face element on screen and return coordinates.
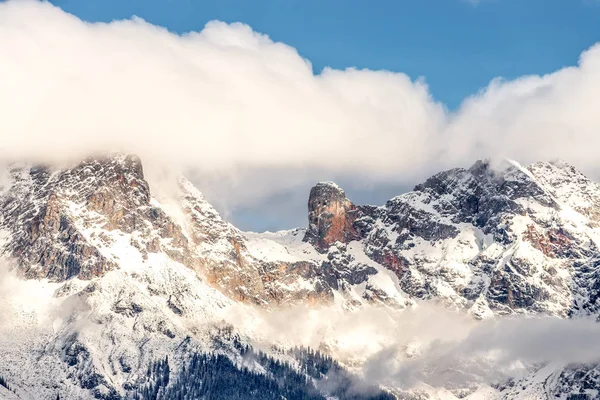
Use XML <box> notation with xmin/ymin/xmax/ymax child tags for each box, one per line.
<box><xmin>303</xmin><ymin>182</ymin><xmax>363</xmax><ymax>252</ymax></box>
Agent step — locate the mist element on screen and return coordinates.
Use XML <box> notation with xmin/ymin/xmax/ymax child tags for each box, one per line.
<box><xmin>223</xmin><ymin>301</ymin><xmax>600</xmax><ymax>390</ymax></box>
<box><xmin>363</xmin><ymin>315</ymin><xmax>600</xmax><ymax>389</ymax></box>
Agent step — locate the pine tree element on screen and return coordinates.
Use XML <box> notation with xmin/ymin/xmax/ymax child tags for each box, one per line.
<box><xmin>0</xmin><ymin>375</ymin><xmax>9</xmax><ymax>391</ymax></box>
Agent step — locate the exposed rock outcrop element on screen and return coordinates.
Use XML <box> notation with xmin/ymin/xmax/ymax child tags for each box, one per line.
<box><xmin>303</xmin><ymin>182</ymin><xmax>363</xmax><ymax>252</ymax></box>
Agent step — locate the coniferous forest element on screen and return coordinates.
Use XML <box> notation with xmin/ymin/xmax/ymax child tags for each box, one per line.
<box><xmin>132</xmin><ymin>345</ymin><xmax>394</xmax><ymax>400</ymax></box>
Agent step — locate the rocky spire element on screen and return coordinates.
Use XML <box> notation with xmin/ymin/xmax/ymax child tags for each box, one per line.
<box><xmin>303</xmin><ymin>182</ymin><xmax>362</xmax><ymax>252</ymax></box>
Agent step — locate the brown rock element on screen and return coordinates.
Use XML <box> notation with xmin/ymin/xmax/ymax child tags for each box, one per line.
<box><xmin>303</xmin><ymin>182</ymin><xmax>362</xmax><ymax>252</ymax></box>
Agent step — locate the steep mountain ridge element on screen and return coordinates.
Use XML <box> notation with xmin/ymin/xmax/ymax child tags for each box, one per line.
<box><xmin>0</xmin><ymin>155</ymin><xmax>599</xmax><ymax>399</ymax></box>
<box><xmin>295</xmin><ymin>159</ymin><xmax>600</xmax><ymax>319</ymax></box>
<box><xmin>0</xmin><ymin>155</ymin><xmax>343</xmax><ymax>307</ymax></box>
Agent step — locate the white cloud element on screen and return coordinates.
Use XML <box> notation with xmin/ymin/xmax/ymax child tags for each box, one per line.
<box><xmin>444</xmin><ymin>46</ymin><xmax>600</xmax><ymax>172</ymax></box>
<box><xmin>0</xmin><ymin>0</ymin><xmax>599</xmax><ymax>220</ymax></box>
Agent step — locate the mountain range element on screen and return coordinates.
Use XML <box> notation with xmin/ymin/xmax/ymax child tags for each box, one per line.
<box><xmin>0</xmin><ymin>154</ymin><xmax>599</xmax><ymax>399</ymax></box>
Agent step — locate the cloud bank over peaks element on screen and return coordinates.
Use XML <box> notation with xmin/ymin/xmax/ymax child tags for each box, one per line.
<box><xmin>0</xmin><ymin>0</ymin><xmax>599</xmax><ymax>219</ymax></box>
<box><xmin>0</xmin><ymin>0</ymin><xmax>444</xmax><ymax>176</ymax></box>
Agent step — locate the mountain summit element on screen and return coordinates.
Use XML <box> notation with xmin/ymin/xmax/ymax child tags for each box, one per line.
<box><xmin>303</xmin><ymin>181</ymin><xmax>362</xmax><ymax>252</ymax></box>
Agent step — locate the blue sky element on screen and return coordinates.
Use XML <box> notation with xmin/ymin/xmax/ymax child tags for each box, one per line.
<box><xmin>51</xmin><ymin>0</ymin><xmax>600</xmax><ymax>109</ymax></box>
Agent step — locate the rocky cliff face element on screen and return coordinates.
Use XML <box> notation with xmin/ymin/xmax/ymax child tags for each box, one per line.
<box><xmin>0</xmin><ymin>155</ymin><xmax>193</xmax><ymax>281</ymax></box>
<box><xmin>303</xmin><ymin>182</ymin><xmax>363</xmax><ymax>252</ymax></box>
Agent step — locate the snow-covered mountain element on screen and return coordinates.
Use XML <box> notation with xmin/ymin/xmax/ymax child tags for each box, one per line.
<box><xmin>0</xmin><ymin>154</ymin><xmax>599</xmax><ymax>399</ymax></box>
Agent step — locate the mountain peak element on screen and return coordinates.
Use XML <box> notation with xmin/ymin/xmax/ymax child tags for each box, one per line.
<box><xmin>313</xmin><ymin>180</ymin><xmax>344</xmax><ymax>192</ymax></box>
<box><xmin>0</xmin><ymin>153</ymin><xmax>188</xmax><ymax>281</ymax></box>
<box><xmin>303</xmin><ymin>181</ymin><xmax>362</xmax><ymax>252</ymax></box>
